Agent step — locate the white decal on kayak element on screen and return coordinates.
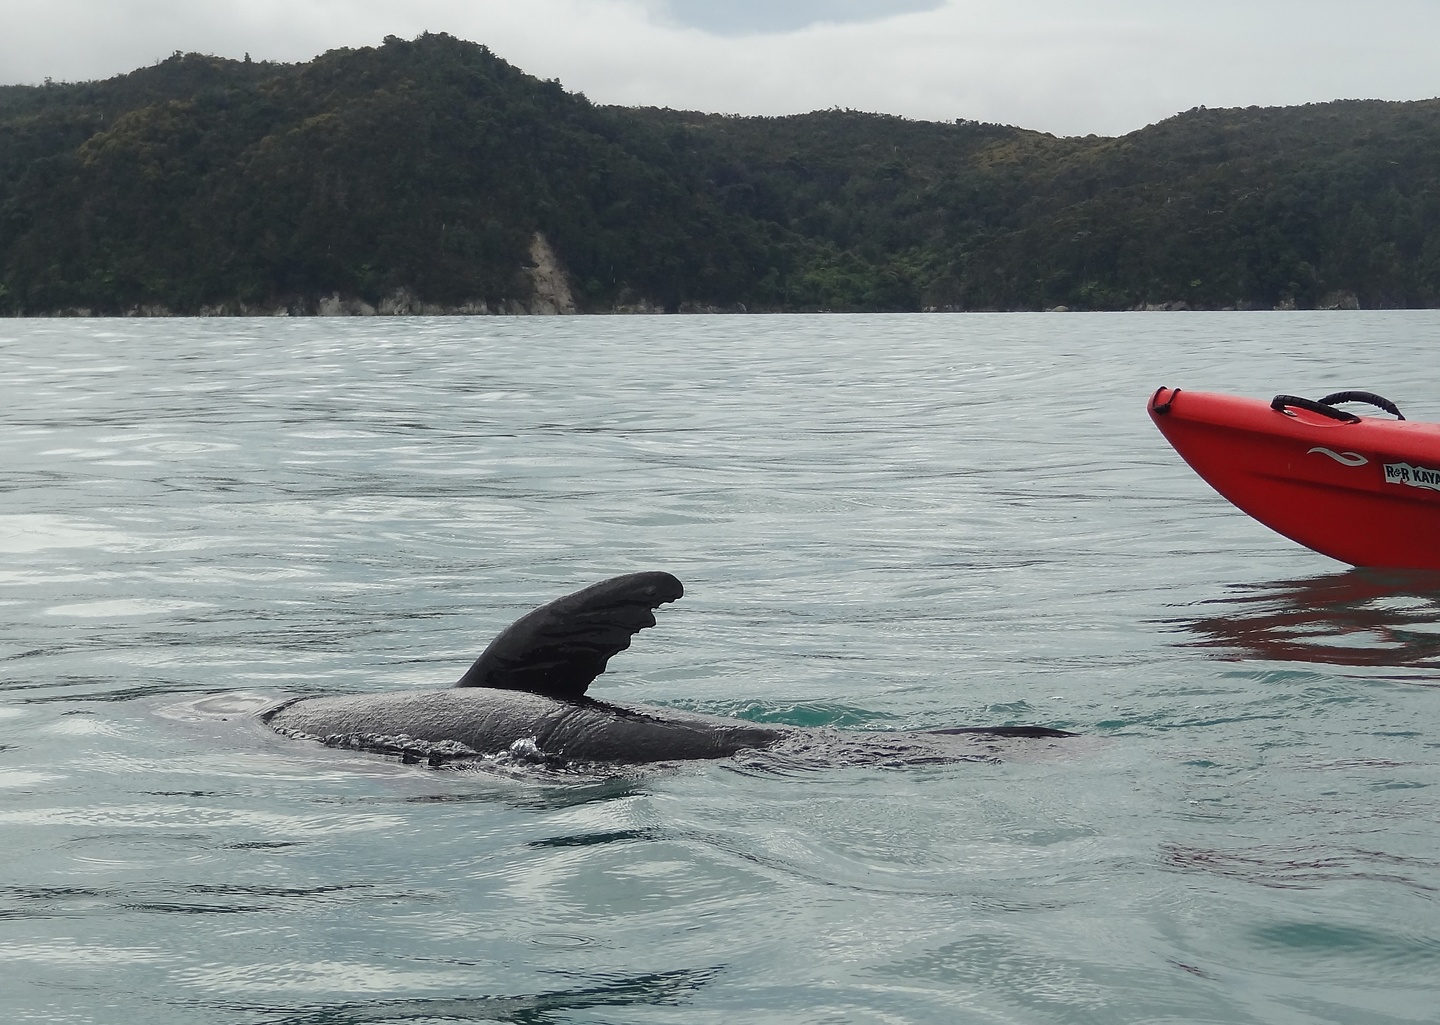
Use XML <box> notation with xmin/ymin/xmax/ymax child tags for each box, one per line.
<box><xmin>1307</xmin><ymin>447</ymin><xmax>1368</xmax><ymax>467</ymax></box>
<box><xmin>1384</xmin><ymin>462</ymin><xmax>1440</xmax><ymax>492</ymax></box>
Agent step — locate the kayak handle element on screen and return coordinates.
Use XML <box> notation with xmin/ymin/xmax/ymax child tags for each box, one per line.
<box><xmin>1317</xmin><ymin>390</ymin><xmax>1405</xmax><ymax>420</ymax></box>
<box><xmin>1149</xmin><ymin>386</ymin><xmax>1179</xmax><ymax>414</ymax></box>
<box><xmin>1270</xmin><ymin>394</ymin><xmax>1361</xmax><ymax>423</ymax></box>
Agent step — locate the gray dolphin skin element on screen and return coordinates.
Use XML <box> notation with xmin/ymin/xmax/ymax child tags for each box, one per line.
<box><xmin>262</xmin><ymin>572</ymin><xmax>1073</xmax><ymax>766</ymax></box>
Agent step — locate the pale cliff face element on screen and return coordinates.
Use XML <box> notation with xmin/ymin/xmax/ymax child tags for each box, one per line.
<box><xmin>526</xmin><ymin>232</ymin><xmax>577</xmax><ymax>315</ymax></box>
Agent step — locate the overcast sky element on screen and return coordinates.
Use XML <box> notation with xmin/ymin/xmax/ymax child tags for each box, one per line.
<box><xmin>3</xmin><ymin>0</ymin><xmax>1438</xmax><ymax>136</ymax></box>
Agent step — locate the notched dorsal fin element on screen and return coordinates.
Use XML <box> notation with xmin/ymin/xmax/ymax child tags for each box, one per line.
<box><xmin>455</xmin><ymin>572</ymin><xmax>684</xmax><ymax>700</ymax></box>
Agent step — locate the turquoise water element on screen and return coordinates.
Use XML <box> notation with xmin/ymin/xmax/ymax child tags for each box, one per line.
<box><xmin>2</xmin><ymin>312</ymin><xmax>1438</xmax><ymax>1024</ymax></box>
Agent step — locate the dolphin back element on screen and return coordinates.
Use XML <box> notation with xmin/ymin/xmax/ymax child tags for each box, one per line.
<box><xmin>454</xmin><ymin>572</ymin><xmax>684</xmax><ymax>699</ymax></box>
<box><xmin>263</xmin><ymin>688</ymin><xmax>781</xmax><ymax>764</ymax></box>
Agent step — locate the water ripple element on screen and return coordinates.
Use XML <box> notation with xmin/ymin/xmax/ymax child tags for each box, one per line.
<box><xmin>3</xmin><ymin>314</ymin><xmax>1440</xmax><ymax>1023</ymax></box>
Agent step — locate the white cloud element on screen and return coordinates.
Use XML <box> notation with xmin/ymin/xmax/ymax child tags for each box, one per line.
<box><xmin>656</xmin><ymin>0</ymin><xmax>943</xmax><ymax>35</ymax></box>
<box><xmin>1</xmin><ymin>0</ymin><xmax>1437</xmax><ymax>135</ymax></box>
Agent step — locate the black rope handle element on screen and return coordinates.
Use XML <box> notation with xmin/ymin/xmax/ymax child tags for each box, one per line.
<box><xmin>1149</xmin><ymin>386</ymin><xmax>1179</xmax><ymax>414</ymax></box>
<box><xmin>1317</xmin><ymin>390</ymin><xmax>1405</xmax><ymax>420</ymax></box>
<box><xmin>1270</xmin><ymin>394</ymin><xmax>1361</xmax><ymax>423</ymax></box>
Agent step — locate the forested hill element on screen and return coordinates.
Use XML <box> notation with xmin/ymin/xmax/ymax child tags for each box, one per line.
<box><xmin>3</xmin><ymin>32</ymin><xmax>1439</xmax><ymax>315</ymax></box>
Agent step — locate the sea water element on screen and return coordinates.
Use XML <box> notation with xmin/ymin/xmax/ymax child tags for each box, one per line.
<box><xmin>1</xmin><ymin>312</ymin><xmax>1438</xmax><ymax>1024</ymax></box>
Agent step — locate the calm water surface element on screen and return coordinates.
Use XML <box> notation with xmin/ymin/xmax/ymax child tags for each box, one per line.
<box><xmin>2</xmin><ymin>312</ymin><xmax>1438</xmax><ymax>1024</ymax></box>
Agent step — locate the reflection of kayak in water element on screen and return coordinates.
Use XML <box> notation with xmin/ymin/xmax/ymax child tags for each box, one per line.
<box><xmin>1149</xmin><ymin>387</ymin><xmax>1440</xmax><ymax>570</ymax></box>
<box><xmin>1164</xmin><ymin>570</ymin><xmax>1440</xmax><ymax>671</ymax></box>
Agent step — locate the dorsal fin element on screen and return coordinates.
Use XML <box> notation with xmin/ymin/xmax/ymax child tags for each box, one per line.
<box><xmin>454</xmin><ymin>572</ymin><xmax>684</xmax><ymax>700</ymax></box>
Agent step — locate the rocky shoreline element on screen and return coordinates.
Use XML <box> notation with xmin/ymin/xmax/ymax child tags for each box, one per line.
<box><xmin>6</xmin><ymin>295</ymin><xmax>759</xmax><ymax>318</ymax></box>
<box><xmin>1</xmin><ymin>230</ymin><xmax>1372</xmax><ymax>322</ymax></box>
<box><xmin>11</xmin><ymin>294</ymin><xmax>1374</xmax><ymax>318</ymax></box>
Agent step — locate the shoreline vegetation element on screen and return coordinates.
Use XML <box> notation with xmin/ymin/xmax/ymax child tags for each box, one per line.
<box><xmin>2</xmin><ymin>33</ymin><xmax>1438</xmax><ymax>317</ymax></box>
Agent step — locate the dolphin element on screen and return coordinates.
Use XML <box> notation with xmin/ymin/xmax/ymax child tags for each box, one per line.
<box><xmin>262</xmin><ymin>572</ymin><xmax>1073</xmax><ymax>767</ymax></box>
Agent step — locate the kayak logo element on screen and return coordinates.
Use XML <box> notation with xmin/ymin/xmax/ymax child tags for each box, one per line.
<box><xmin>1307</xmin><ymin>447</ymin><xmax>1368</xmax><ymax>467</ymax></box>
<box><xmin>1384</xmin><ymin>462</ymin><xmax>1440</xmax><ymax>492</ymax></box>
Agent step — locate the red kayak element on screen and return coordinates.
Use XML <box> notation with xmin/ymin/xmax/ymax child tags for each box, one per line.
<box><xmin>1148</xmin><ymin>387</ymin><xmax>1440</xmax><ymax>569</ymax></box>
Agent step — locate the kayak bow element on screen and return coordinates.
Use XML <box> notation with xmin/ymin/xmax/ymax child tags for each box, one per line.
<box><xmin>1148</xmin><ymin>386</ymin><xmax>1440</xmax><ymax>569</ymax></box>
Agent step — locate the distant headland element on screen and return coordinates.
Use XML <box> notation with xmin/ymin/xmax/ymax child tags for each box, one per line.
<box><xmin>2</xmin><ymin>32</ymin><xmax>1437</xmax><ymax>316</ymax></box>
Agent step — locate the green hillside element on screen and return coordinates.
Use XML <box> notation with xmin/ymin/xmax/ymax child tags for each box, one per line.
<box><xmin>2</xmin><ymin>32</ymin><xmax>1437</xmax><ymax>314</ymax></box>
